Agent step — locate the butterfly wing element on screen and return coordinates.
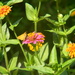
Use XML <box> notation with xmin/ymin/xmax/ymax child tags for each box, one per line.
<box><xmin>17</xmin><ymin>32</ymin><xmax>27</xmax><ymax>41</ymax></box>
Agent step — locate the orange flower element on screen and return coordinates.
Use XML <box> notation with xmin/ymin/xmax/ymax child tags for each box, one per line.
<box><xmin>66</xmin><ymin>43</ymin><xmax>75</xmax><ymax>58</ymax></box>
<box><xmin>0</xmin><ymin>5</ymin><xmax>11</xmax><ymax>17</ymax></box>
<box><xmin>70</xmin><ymin>11</ymin><xmax>75</xmax><ymax>16</ymax></box>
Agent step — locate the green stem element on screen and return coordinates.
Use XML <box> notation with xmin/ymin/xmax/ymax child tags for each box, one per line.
<box><xmin>60</xmin><ymin>49</ymin><xmax>63</xmax><ymax>64</ymax></box>
<box><xmin>13</xmin><ymin>30</ymin><xmax>28</xmax><ymax>62</ymax></box>
<box><xmin>55</xmin><ymin>0</ymin><xmax>59</xmax><ymax>13</ymax></box>
<box><xmin>38</xmin><ymin>1</ymin><xmax>41</xmax><ymax>16</ymax></box>
<box><xmin>31</xmin><ymin>70</ymin><xmax>34</xmax><ymax>75</ymax></box>
<box><xmin>6</xmin><ymin>16</ymin><xmax>28</xmax><ymax>62</ymax></box>
<box><xmin>34</xmin><ymin>22</ymin><xmax>37</xmax><ymax>32</ymax></box>
<box><xmin>3</xmin><ymin>46</ymin><xmax>9</xmax><ymax>69</ymax></box>
<box><xmin>0</xmin><ymin>20</ymin><xmax>2</xmax><ymax>33</ymax></box>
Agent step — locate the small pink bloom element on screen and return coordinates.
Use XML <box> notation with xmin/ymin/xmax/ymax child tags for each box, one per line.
<box><xmin>22</xmin><ymin>32</ymin><xmax>45</xmax><ymax>44</ymax></box>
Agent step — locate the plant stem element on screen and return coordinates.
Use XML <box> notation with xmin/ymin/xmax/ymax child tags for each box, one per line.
<box><xmin>38</xmin><ymin>1</ymin><xmax>41</xmax><ymax>15</ymax></box>
<box><xmin>3</xmin><ymin>46</ymin><xmax>9</xmax><ymax>69</ymax></box>
<box><xmin>13</xmin><ymin>30</ymin><xmax>28</xmax><ymax>62</ymax></box>
<box><xmin>34</xmin><ymin>22</ymin><xmax>37</xmax><ymax>32</ymax></box>
<box><xmin>0</xmin><ymin>20</ymin><xmax>2</xmax><ymax>33</ymax></box>
<box><xmin>6</xmin><ymin>16</ymin><xmax>28</xmax><ymax>63</ymax></box>
<box><xmin>60</xmin><ymin>49</ymin><xmax>63</xmax><ymax>64</ymax></box>
<box><xmin>55</xmin><ymin>0</ymin><xmax>59</xmax><ymax>13</ymax></box>
<box><xmin>31</xmin><ymin>71</ymin><xmax>34</xmax><ymax>75</ymax></box>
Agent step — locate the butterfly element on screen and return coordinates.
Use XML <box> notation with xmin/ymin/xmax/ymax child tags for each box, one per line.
<box><xmin>17</xmin><ymin>32</ymin><xmax>27</xmax><ymax>41</ymax></box>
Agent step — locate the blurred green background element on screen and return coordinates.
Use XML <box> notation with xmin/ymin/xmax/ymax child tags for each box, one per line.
<box><xmin>1</xmin><ymin>0</ymin><xmax>75</xmax><ymax>75</ymax></box>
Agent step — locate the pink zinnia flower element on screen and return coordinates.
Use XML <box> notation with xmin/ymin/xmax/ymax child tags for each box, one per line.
<box><xmin>22</xmin><ymin>32</ymin><xmax>45</xmax><ymax>44</ymax></box>
<box><xmin>17</xmin><ymin>32</ymin><xmax>45</xmax><ymax>51</ymax></box>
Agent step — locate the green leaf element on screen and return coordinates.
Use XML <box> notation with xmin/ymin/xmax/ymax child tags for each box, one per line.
<box><xmin>25</xmin><ymin>3</ymin><xmax>37</xmax><ymax>21</ymax></box>
<box><xmin>3</xmin><ymin>47</ymin><xmax>11</xmax><ymax>55</ymax></box>
<box><xmin>47</xmin><ymin>30</ymin><xmax>66</xmax><ymax>36</ymax></box>
<box><xmin>6</xmin><ymin>28</ymin><xmax>10</xmax><ymax>40</ymax></box>
<box><xmin>61</xmin><ymin>70</ymin><xmax>68</xmax><ymax>75</ymax></box>
<box><xmin>29</xmin><ymin>66</ymin><xmax>54</xmax><ymax>74</ymax></box>
<box><xmin>0</xmin><ymin>2</ymin><xmax>3</xmax><ymax>6</ymax></box>
<box><xmin>9</xmin><ymin>25</ymin><xmax>14</xmax><ymax>31</ymax></box>
<box><xmin>6</xmin><ymin>47</ymin><xmax>11</xmax><ymax>52</ymax></box>
<box><xmin>45</xmin><ymin>18</ymin><xmax>58</xmax><ymax>26</ymax></box>
<box><xmin>2</xmin><ymin>23</ymin><xmax>7</xmax><ymax>38</ymax></box>
<box><xmin>49</xmin><ymin>45</ymin><xmax>58</xmax><ymax>66</ymax></box>
<box><xmin>13</xmin><ymin>18</ymin><xmax>22</xmax><ymax>26</ymax></box>
<box><xmin>1</xmin><ymin>39</ymin><xmax>19</xmax><ymax>45</ymax></box>
<box><xmin>34</xmin><ymin>56</ymin><xmax>44</xmax><ymax>66</ymax></box>
<box><xmin>14</xmin><ymin>67</ymin><xmax>32</xmax><ymax>71</ymax></box>
<box><xmin>9</xmin><ymin>18</ymin><xmax>22</xmax><ymax>31</ymax></box>
<box><xmin>44</xmin><ymin>14</ymin><xmax>51</xmax><ymax>18</ymax></box>
<box><xmin>66</xmin><ymin>26</ymin><xmax>75</xmax><ymax>35</ymax></box>
<box><xmin>69</xmin><ymin>9</ymin><xmax>75</xmax><ymax>15</ymax></box>
<box><xmin>6</xmin><ymin>0</ymin><xmax>23</xmax><ymax>6</ymax></box>
<box><xmin>63</xmin><ymin>14</ymin><xmax>70</xmax><ymax>21</ymax></box>
<box><xmin>56</xmin><ymin>31</ymin><xmax>66</xmax><ymax>36</ymax></box>
<box><xmin>55</xmin><ymin>58</ymin><xmax>75</xmax><ymax>75</ymax></box>
<box><xmin>9</xmin><ymin>52</ymin><xmax>19</xmax><ymax>71</ymax></box>
<box><xmin>0</xmin><ymin>33</ymin><xmax>3</xmax><ymax>40</ymax></box>
<box><xmin>38</xmin><ymin>43</ymin><xmax>49</xmax><ymax>61</ymax></box>
<box><xmin>34</xmin><ymin>56</ymin><xmax>41</xmax><ymax>65</ymax></box>
<box><xmin>0</xmin><ymin>66</ymin><xmax>8</xmax><ymax>74</ymax></box>
<box><xmin>62</xmin><ymin>44</ymin><xmax>69</xmax><ymax>57</ymax></box>
<box><xmin>53</xmin><ymin>33</ymin><xmax>60</xmax><ymax>46</ymax></box>
<box><xmin>39</xmin><ymin>14</ymin><xmax>51</xmax><ymax>21</ymax></box>
<box><xmin>2</xmin><ymin>23</ymin><xmax>10</xmax><ymax>40</ymax></box>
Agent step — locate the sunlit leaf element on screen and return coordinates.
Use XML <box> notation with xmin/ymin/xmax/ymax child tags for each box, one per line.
<box><xmin>69</xmin><ymin>9</ymin><xmax>75</xmax><ymax>15</ymax></box>
<box><xmin>1</xmin><ymin>39</ymin><xmax>19</xmax><ymax>45</ymax></box>
<box><xmin>49</xmin><ymin>45</ymin><xmax>58</xmax><ymax>66</ymax></box>
<box><xmin>0</xmin><ymin>33</ymin><xmax>3</xmax><ymax>40</ymax></box>
<box><xmin>47</xmin><ymin>30</ymin><xmax>66</xmax><ymax>36</ymax></box>
<box><xmin>0</xmin><ymin>66</ymin><xmax>8</xmax><ymax>74</ymax></box>
<box><xmin>25</xmin><ymin>3</ymin><xmax>37</xmax><ymax>21</ymax></box>
<box><xmin>38</xmin><ymin>14</ymin><xmax>51</xmax><ymax>22</ymax></box>
<box><xmin>2</xmin><ymin>23</ymin><xmax>7</xmax><ymax>38</ymax></box>
<box><xmin>2</xmin><ymin>23</ymin><xmax>10</xmax><ymax>40</ymax></box>
<box><xmin>62</xmin><ymin>44</ymin><xmax>69</xmax><ymax>57</ymax></box>
<box><xmin>28</xmin><ymin>66</ymin><xmax>54</xmax><ymax>74</ymax></box>
<box><xmin>6</xmin><ymin>28</ymin><xmax>10</xmax><ymax>40</ymax></box>
<box><xmin>7</xmin><ymin>0</ymin><xmax>23</xmax><ymax>6</ymax></box>
<box><xmin>38</xmin><ymin>43</ymin><xmax>49</xmax><ymax>61</ymax></box>
<box><xmin>63</xmin><ymin>14</ymin><xmax>70</xmax><ymax>21</ymax></box>
<box><xmin>66</xmin><ymin>26</ymin><xmax>75</xmax><ymax>35</ymax></box>
<box><xmin>9</xmin><ymin>52</ymin><xmax>19</xmax><ymax>71</ymax></box>
<box><xmin>53</xmin><ymin>33</ymin><xmax>59</xmax><ymax>45</ymax></box>
<box><xmin>34</xmin><ymin>56</ymin><xmax>41</xmax><ymax>65</ymax></box>
<box><xmin>55</xmin><ymin>58</ymin><xmax>75</xmax><ymax>75</ymax></box>
<box><xmin>45</xmin><ymin>18</ymin><xmax>58</xmax><ymax>26</ymax></box>
<box><xmin>34</xmin><ymin>56</ymin><xmax>44</xmax><ymax>66</ymax></box>
<box><xmin>3</xmin><ymin>47</ymin><xmax>11</xmax><ymax>55</ymax></box>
